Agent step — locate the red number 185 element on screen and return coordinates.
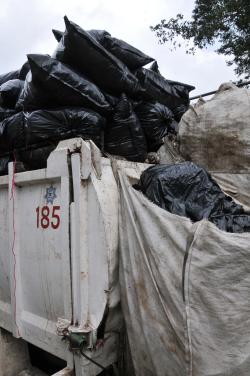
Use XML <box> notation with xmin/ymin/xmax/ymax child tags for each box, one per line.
<box><xmin>36</xmin><ymin>206</ymin><xmax>60</xmax><ymax>229</ymax></box>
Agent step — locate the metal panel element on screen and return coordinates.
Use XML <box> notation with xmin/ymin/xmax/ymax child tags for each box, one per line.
<box><xmin>6</xmin><ymin>147</ymin><xmax>73</xmax><ymax>365</ymax></box>
<box><xmin>0</xmin><ymin>176</ymin><xmax>12</xmax><ymax>332</ymax></box>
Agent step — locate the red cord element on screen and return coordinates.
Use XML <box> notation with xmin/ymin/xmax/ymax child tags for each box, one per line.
<box><xmin>10</xmin><ymin>153</ymin><xmax>20</xmax><ymax>337</ymax></box>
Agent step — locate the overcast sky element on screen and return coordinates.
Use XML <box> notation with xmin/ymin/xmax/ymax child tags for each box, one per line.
<box><xmin>0</xmin><ymin>0</ymin><xmax>236</xmax><ymax>96</ymax></box>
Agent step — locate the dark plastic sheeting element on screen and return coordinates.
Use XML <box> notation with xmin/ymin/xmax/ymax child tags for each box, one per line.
<box><xmin>136</xmin><ymin>162</ymin><xmax>250</xmax><ymax>233</ymax></box>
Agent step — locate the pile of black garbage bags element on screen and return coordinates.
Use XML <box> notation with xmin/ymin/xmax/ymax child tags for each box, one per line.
<box><xmin>0</xmin><ymin>16</ymin><xmax>194</xmax><ymax>175</ymax></box>
<box><xmin>135</xmin><ymin>162</ymin><xmax>250</xmax><ymax>233</ymax></box>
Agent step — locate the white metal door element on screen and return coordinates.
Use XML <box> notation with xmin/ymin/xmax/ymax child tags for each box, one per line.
<box><xmin>0</xmin><ymin>145</ymin><xmax>73</xmax><ymax>365</ymax></box>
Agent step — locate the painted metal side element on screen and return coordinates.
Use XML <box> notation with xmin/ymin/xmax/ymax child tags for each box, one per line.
<box><xmin>0</xmin><ymin>176</ymin><xmax>11</xmax><ymax>332</ymax></box>
<box><xmin>0</xmin><ymin>144</ymin><xmax>74</xmax><ymax>367</ymax></box>
<box><xmin>0</xmin><ymin>139</ymin><xmax>128</xmax><ymax>375</ymax></box>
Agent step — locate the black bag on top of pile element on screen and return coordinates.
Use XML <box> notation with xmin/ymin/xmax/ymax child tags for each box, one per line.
<box><xmin>88</xmin><ymin>29</ymin><xmax>110</xmax><ymax>43</ymax></box>
<box><xmin>0</xmin><ymin>79</ymin><xmax>24</xmax><ymax>108</ymax></box>
<box><xmin>19</xmin><ymin>61</ymin><xmax>30</xmax><ymax>80</ymax></box>
<box><xmin>17</xmin><ymin>54</ymin><xmax>112</xmax><ymax>114</ymax></box>
<box><xmin>52</xmin><ymin>29</ymin><xmax>64</xmax><ymax>42</ymax></box>
<box><xmin>54</xmin><ymin>16</ymin><xmax>142</xmax><ymax>96</ymax></box>
<box><xmin>100</xmin><ymin>34</ymin><xmax>154</xmax><ymax>70</ymax></box>
<box><xmin>53</xmin><ymin>28</ymin><xmax>110</xmax><ymax>44</ymax></box>
<box><xmin>149</xmin><ymin>61</ymin><xmax>161</xmax><ymax>74</ymax></box>
<box><xmin>0</xmin><ymin>60</ymin><xmax>30</xmax><ymax>86</ymax></box>
<box><xmin>135</xmin><ymin>101</ymin><xmax>178</xmax><ymax>152</ymax></box>
<box><xmin>105</xmin><ymin>94</ymin><xmax>147</xmax><ymax>162</ymax></box>
<box><xmin>0</xmin><ymin>107</ymin><xmax>16</xmax><ymax>122</ymax></box>
<box><xmin>25</xmin><ymin>108</ymin><xmax>106</xmax><ymax>148</ymax></box>
<box><xmin>135</xmin><ymin>68</ymin><xmax>193</xmax><ymax>110</ymax></box>
<box><xmin>149</xmin><ymin>62</ymin><xmax>194</xmax><ymax>120</ymax></box>
<box><xmin>0</xmin><ymin>112</ymin><xmax>25</xmax><ymax>150</ymax></box>
<box><xmin>0</xmin><ymin>70</ymin><xmax>20</xmax><ymax>86</ymax></box>
<box><xmin>135</xmin><ymin>162</ymin><xmax>250</xmax><ymax>233</ymax></box>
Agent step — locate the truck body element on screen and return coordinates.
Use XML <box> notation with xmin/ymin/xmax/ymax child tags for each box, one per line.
<box><xmin>0</xmin><ymin>138</ymin><xmax>143</xmax><ymax>375</ymax></box>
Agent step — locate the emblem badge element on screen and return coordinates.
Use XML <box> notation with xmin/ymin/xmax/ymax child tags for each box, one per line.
<box><xmin>44</xmin><ymin>186</ymin><xmax>57</xmax><ymax>205</ymax></box>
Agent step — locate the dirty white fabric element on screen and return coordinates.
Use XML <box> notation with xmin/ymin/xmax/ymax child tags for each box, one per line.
<box><xmin>118</xmin><ymin>169</ymin><xmax>250</xmax><ymax>376</ymax></box>
<box><xmin>179</xmin><ymin>83</ymin><xmax>250</xmax><ymax>173</ymax></box>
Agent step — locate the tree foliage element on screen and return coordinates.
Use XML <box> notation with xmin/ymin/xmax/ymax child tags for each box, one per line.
<box><xmin>150</xmin><ymin>0</ymin><xmax>250</xmax><ymax>79</ymax></box>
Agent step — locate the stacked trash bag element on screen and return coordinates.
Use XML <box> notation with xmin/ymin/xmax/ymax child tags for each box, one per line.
<box><xmin>0</xmin><ymin>16</ymin><xmax>194</xmax><ymax>175</ymax></box>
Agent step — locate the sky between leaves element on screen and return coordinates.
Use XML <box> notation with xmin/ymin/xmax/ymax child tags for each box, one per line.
<box><xmin>0</xmin><ymin>0</ymin><xmax>236</xmax><ymax>97</ymax></box>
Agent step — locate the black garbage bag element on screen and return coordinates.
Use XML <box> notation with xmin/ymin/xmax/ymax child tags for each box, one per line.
<box><xmin>18</xmin><ymin>144</ymin><xmax>56</xmax><ymax>170</ymax></box>
<box><xmin>149</xmin><ymin>61</ymin><xmax>161</xmax><ymax>74</ymax></box>
<box><xmin>15</xmin><ymin>72</ymin><xmax>42</xmax><ymax>111</ymax></box>
<box><xmin>52</xmin><ymin>29</ymin><xmax>64</xmax><ymax>42</ymax></box>
<box><xmin>0</xmin><ymin>156</ymin><xmax>11</xmax><ymax>175</ymax></box>
<box><xmin>172</xmin><ymin>104</ymin><xmax>189</xmax><ymax>122</ymax></box>
<box><xmin>54</xmin><ymin>16</ymin><xmax>141</xmax><ymax>96</ymax></box>
<box><xmin>52</xmin><ymin>28</ymin><xmax>110</xmax><ymax>43</ymax></box>
<box><xmin>17</xmin><ymin>54</ymin><xmax>112</xmax><ymax>114</ymax></box>
<box><xmin>0</xmin><ymin>112</ymin><xmax>25</xmax><ymax>149</ymax></box>
<box><xmin>101</xmin><ymin>34</ymin><xmax>153</xmax><ymax>70</ymax></box>
<box><xmin>135</xmin><ymin>68</ymin><xmax>193</xmax><ymax>110</ymax></box>
<box><xmin>135</xmin><ymin>162</ymin><xmax>250</xmax><ymax>233</ymax></box>
<box><xmin>135</xmin><ymin>101</ymin><xmax>177</xmax><ymax>152</ymax></box>
<box><xmin>211</xmin><ymin>215</ymin><xmax>250</xmax><ymax>233</ymax></box>
<box><xmin>25</xmin><ymin>108</ymin><xmax>106</xmax><ymax>147</ymax></box>
<box><xmin>0</xmin><ymin>70</ymin><xmax>20</xmax><ymax>86</ymax></box>
<box><xmin>88</xmin><ymin>29</ymin><xmax>110</xmax><ymax>43</ymax></box>
<box><xmin>105</xmin><ymin>94</ymin><xmax>147</xmax><ymax>162</ymax></box>
<box><xmin>19</xmin><ymin>61</ymin><xmax>30</xmax><ymax>80</ymax></box>
<box><xmin>0</xmin><ymin>107</ymin><xmax>17</xmax><ymax>122</ymax></box>
<box><xmin>0</xmin><ymin>79</ymin><xmax>24</xmax><ymax>108</ymax></box>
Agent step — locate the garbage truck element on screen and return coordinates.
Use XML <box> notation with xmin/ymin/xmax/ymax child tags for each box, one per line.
<box><xmin>0</xmin><ymin>138</ymin><xmax>144</xmax><ymax>376</ymax></box>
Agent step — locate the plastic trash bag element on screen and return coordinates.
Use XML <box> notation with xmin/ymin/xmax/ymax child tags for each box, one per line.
<box><xmin>0</xmin><ymin>70</ymin><xmax>20</xmax><ymax>86</ymax></box>
<box><xmin>211</xmin><ymin>215</ymin><xmax>250</xmax><ymax>233</ymax></box>
<box><xmin>0</xmin><ymin>112</ymin><xmax>25</xmax><ymax>149</ymax></box>
<box><xmin>149</xmin><ymin>61</ymin><xmax>160</xmax><ymax>74</ymax></box>
<box><xmin>19</xmin><ymin>61</ymin><xmax>30</xmax><ymax>80</ymax></box>
<box><xmin>54</xmin><ymin>16</ymin><xmax>141</xmax><ymax>96</ymax></box>
<box><xmin>149</xmin><ymin>63</ymin><xmax>193</xmax><ymax>121</ymax></box>
<box><xmin>105</xmin><ymin>94</ymin><xmax>147</xmax><ymax>162</ymax></box>
<box><xmin>52</xmin><ymin>29</ymin><xmax>64</xmax><ymax>41</ymax></box>
<box><xmin>135</xmin><ymin>68</ymin><xmax>194</xmax><ymax>110</ymax></box>
<box><xmin>0</xmin><ymin>61</ymin><xmax>31</xmax><ymax>86</ymax></box>
<box><xmin>52</xmin><ymin>28</ymin><xmax>110</xmax><ymax>43</ymax></box>
<box><xmin>25</xmin><ymin>108</ymin><xmax>106</xmax><ymax>147</ymax></box>
<box><xmin>17</xmin><ymin>54</ymin><xmax>112</xmax><ymax>114</ymax></box>
<box><xmin>172</xmin><ymin>104</ymin><xmax>189</xmax><ymax>122</ymax></box>
<box><xmin>136</xmin><ymin>162</ymin><xmax>250</xmax><ymax>232</ymax></box>
<box><xmin>0</xmin><ymin>156</ymin><xmax>11</xmax><ymax>175</ymax></box>
<box><xmin>101</xmin><ymin>34</ymin><xmax>153</xmax><ymax>70</ymax></box>
<box><xmin>18</xmin><ymin>144</ymin><xmax>55</xmax><ymax>170</ymax></box>
<box><xmin>135</xmin><ymin>101</ymin><xmax>177</xmax><ymax>152</ymax></box>
<box><xmin>88</xmin><ymin>29</ymin><xmax>110</xmax><ymax>43</ymax></box>
<box><xmin>0</xmin><ymin>107</ymin><xmax>17</xmax><ymax>122</ymax></box>
<box><xmin>0</xmin><ymin>79</ymin><xmax>24</xmax><ymax>108</ymax></box>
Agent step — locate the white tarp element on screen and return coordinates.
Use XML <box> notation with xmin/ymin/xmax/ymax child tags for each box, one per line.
<box><xmin>179</xmin><ymin>83</ymin><xmax>250</xmax><ymax>173</ymax></box>
<box><xmin>118</xmin><ymin>168</ymin><xmax>250</xmax><ymax>376</ymax></box>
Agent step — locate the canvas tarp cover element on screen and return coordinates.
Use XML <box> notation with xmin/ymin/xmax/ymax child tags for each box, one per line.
<box><xmin>178</xmin><ymin>83</ymin><xmax>250</xmax><ymax>173</ymax></box>
<box><xmin>118</xmin><ymin>167</ymin><xmax>250</xmax><ymax>376</ymax></box>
